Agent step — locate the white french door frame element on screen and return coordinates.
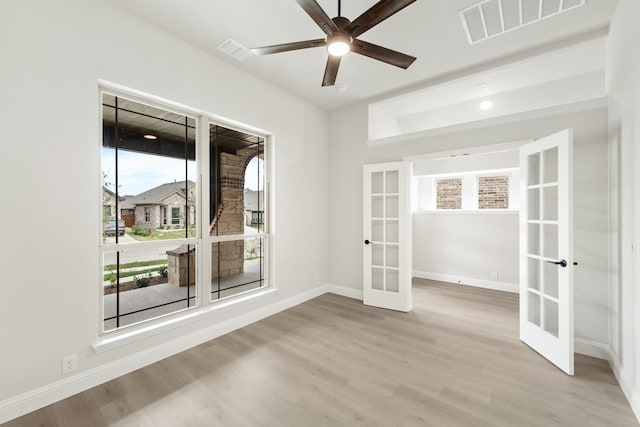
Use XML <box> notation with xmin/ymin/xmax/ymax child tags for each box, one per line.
<box><xmin>519</xmin><ymin>129</ymin><xmax>574</xmax><ymax>375</ymax></box>
<box><xmin>363</xmin><ymin>161</ymin><xmax>412</xmax><ymax>312</ymax></box>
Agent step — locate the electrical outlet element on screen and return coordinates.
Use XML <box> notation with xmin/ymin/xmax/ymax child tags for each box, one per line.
<box><xmin>62</xmin><ymin>354</ymin><xmax>77</xmax><ymax>375</ymax></box>
<box><xmin>491</xmin><ymin>272</ymin><xmax>498</xmax><ymax>280</ymax></box>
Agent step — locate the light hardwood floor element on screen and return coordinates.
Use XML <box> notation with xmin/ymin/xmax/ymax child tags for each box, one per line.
<box><xmin>5</xmin><ymin>279</ymin><xmax>638</xmax><ymax>426</ymax></box>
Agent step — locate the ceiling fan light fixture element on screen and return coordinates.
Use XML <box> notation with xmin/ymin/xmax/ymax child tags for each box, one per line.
<box><xmin>327</xmin><ymin>34</ymin><xmax>351</xmax><ymax>57</ymax></box>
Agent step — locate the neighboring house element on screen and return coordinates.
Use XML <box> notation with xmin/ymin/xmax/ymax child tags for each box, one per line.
<box><xmin>118</xmin><ymin>195</ymin><xmax>135</xmax><ymax>227</ymax></box>
<box><xmin>123</xmin><ymin>181</ymin><xmax>196</xmax><ymax>229</ymax></box>
<box><xmin>102</xmin><ymin>186</ymin><xmax>116</xmax><ymax>221</ymax></box>
<box><xmin>243</xmin><ymin>188</ymin><xmax>264</xmax><ymax>226</ymax></box>
<box><xmin>103</xmin><ymin>187</ymin><xmax>135</xmax><ymax>225</ymax></box>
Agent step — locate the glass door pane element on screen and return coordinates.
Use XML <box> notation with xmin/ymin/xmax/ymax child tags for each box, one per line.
<box><xmin>543</xmin><ymin>147</ymin><xmax>558</xmax><ymax>183</ymax></box>
<box><xmin>369</xmin><ymin>170</ymin><xmax>401</xmax><ymax>293</ymax></box>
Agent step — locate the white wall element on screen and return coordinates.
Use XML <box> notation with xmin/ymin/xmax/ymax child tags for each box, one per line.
<box><xmin>413</xmin><ymin>152</ymin><xmax>520</xmax><ymax>289</ymax></box>
<box><xmin>606</xmin><ymin>0</ymin><xmax>640</xmax><ymax>418</ymax></box>
<box><xmin>413</xmin><ymin>150</ymin><xmax>519</xmax><ymax>175</ymax></box>
<box><xmin>0</xmin><ymin>0</ymin><xmax>329</xmax><ymax>412</ymax></box>
<box><xmin>413</xmin><ymin>213</ymin><xmax>520</xmax><ymax>288</ymax></box>
<box><xmin>329</xmin><ymin>106</ymin><xmax>610</xmax><ymax>347</ymax></box>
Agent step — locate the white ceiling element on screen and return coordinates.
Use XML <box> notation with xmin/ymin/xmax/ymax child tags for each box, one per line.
<box><xmin>369</xmin><ymin>36</ymin><xmax>607</xmax><ymax>142</ymax></box>
<box><xmin>106</xmin><ymin>0</ymin><xmax>618</xmax><ymax>111</ymax></box>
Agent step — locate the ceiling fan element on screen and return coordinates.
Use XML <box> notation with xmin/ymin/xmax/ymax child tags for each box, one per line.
<box><xmin>251</xmin><ymin>0</ymin><xmax>417</xmax><ymax>87</ymax></box>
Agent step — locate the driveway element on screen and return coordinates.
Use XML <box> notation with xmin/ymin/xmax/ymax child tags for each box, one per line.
<box><xmin>102</xmin><ymin>233</ymin><xmax>138</xmax><ymax>245</ymax></box>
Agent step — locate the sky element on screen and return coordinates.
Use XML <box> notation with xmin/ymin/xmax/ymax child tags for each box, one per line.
<box><xmin>102</xmin><ymin>149</ymin><xmax>263</xmax><ymax>195</ymax></box>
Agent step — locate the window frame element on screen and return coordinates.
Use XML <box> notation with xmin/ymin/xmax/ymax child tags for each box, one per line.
<box><xmin>207</xmin><ymin>120</ymin><xmax>270</xmax><ymax>303</ymax></box>
<box><xmin>413</xmin><ymin>167</ymin><xmax>518</xmax><ymax>213</ymax></box>
<box><xmin>98</xmin><ymin>85</ymin><xmax>272</xmax><ymax>338</ymax></box>
<box><xmin>171</xmin><ymin>207</ymin><xmax>180</xmax><ymax>225</ymax></box>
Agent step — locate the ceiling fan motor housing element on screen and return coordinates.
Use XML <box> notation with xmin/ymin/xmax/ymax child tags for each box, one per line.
<box><xmin>332</xmin><ymin>16</ymin><xmax>351</xmax><ymax>30</ymax></box>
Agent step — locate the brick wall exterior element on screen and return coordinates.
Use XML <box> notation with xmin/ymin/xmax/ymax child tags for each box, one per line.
<box><xmin>135</xmin><ymin>205</ymin><xmax>160</xmax><ymax>229</ymax></box>
<box><xmin>478</xmin><ymin>175</ymin><xmax>509</xmax><ymax>209</ymax></box>
<box><xmin>436</xmin><ymin>178</ymin><xmax>462</xmax><ymax>209</ymax></box>
<box><xmin>211</xmin><ymin>148</ymin><xmax>263</xmax><ymax>279</ymax></box>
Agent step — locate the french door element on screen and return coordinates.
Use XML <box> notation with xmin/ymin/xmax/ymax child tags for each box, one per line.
<box><xmin>363</xmin><ymin>162</ymin><xmax>411</xmax><ymax>312</ymax></box>
<box><xmin>520</xmin><ymin>129</ymin><xmax>574</xmax><ymax>375</ymax></box>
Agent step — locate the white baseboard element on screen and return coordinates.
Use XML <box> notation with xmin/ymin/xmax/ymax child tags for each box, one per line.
<box><xmin>574</xmin><ymin>338</ymin><xmax>611</xmax><ymax>360</ymax></box>
<box><xmin>609</xmin><ymin>355</ymin><xmax>640</xmax><ymax>423</ymax></box>
<box><xmin>324</xmin><ymin>283</ymin><xmax>363</xmax><ymax>300</ymax></box>
<box><xmin>0</xmin><ymin>285</ymin><xmax>328</xmax><ymax>425</ymax></box>
<box><xmin>413</xmin><ymin>270</ymin><xmax>519</xmax><ymax>293</ymax></box>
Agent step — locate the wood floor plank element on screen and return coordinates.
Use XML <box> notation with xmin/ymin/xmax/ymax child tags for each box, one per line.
<box><xmin>3</xmin><ymin>279</ymin><xmax>638</xmax><ymax>426</ymax></box>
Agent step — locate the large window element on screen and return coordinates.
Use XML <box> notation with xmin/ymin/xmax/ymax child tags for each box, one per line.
<box><xmin>101</xmin><ymin>92</ymin><xmax>197</xmax><ymax>332</ymax></box>
<box><xmin>209</xmin><ymin>124</ymin><xmax>266</xmax><ymax>301</ymax></box>
<box><xmin>100</xmin><ymin>89</ymin><xmax>269</xmax><ymax>333</ymax></box>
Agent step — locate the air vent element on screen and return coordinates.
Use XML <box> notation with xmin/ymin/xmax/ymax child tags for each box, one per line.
<box><xmin>460</xmin><ymin>0</ymin><xmax>586</xmax><ymax>45</ymax></box>
<box><xmin>217</xmin><ymin>38</ymin><xmax>253</xmax><ymax>61</ymax></box>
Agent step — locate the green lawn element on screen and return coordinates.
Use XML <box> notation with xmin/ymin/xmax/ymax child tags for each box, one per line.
<box><xmin>103</xmin><ymin>266</ymin><xmax>166</xmax><ymax>282</ymax></box>
<box><xmin>126</xmin><ymin>228</ymin><xmax>196</xmax><ymax>242</ymax></box>
<box><xmin>104</xmin><ymin>259</ymin><xmax>166</xmax><ymax>271</ymax></box>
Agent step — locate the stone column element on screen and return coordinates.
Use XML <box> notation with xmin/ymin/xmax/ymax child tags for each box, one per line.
<box><xmin>166</xmin><ymin>244</ymin><xmax>196</xmax><ymax>286</ymax></box>
<box><xmin>210</xmin><ymin>149</ymin><xmax>261</xmax><ymax>279</ymax></box>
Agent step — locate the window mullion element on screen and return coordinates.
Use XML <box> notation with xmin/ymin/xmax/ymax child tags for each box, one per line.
<box><xmin>198</xmin><ymin>116</ymin><xmax>212</xmax><ymax>306</ymax></box>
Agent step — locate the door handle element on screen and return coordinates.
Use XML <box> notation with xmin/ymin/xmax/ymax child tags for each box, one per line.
<box><xmin>546</xmin><ymin>259</ymin><xmax>567</xmax><ymax>268</ymax></box>
<box><xmin>364</xmin><ymin>239</ymin><xmax>371</xmax><ymax>245</ymax></box>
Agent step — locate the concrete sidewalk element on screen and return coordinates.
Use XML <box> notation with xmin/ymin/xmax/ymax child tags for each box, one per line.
<box><xmin>104</xmin><ymin>259</ymin><xmax>263</xmax><ymax>331</ymax></box>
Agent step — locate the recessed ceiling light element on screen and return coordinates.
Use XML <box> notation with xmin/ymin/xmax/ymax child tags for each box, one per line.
<box><xmin>143</xmin><ymin>134</ymin><xmax>158</xmax><ymax>140</ymax></box>
<box><xmin>480</xmin><ymin>100</ymin><xmax>493</xmax><ymax>111</ymax></box>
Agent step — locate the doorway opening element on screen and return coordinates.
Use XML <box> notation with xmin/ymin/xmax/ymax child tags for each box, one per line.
<box><xmin>409</xmin><ymin>147</ymin><xmax>521</xmax><ymax>294</ymax></box>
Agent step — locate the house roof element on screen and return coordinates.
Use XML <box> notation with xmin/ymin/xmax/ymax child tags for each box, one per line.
<box><xmin>122</xmin><ymin>180</ymin><xmax>196</xmax><ymax>208</ymax></box>
<box><xmin>103</xmin><ymin>186</ymin><xmax>116</xmax><ymax>197</ymax></box>
<box><xmin>244</xmin><ymin>189</ymin><xmax>263</xmax><ymax>211</ymax></box>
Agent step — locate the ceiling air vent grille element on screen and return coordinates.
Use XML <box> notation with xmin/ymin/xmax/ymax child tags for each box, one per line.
<box><xmin>460</xmin><ymin>0</ymin><xmax>586</xmax><ymax>45</ymax></box>
<box><xmin>217</xmin><ymin>38</ymin><xmax>253</xmax><ymax>61</ymax></box>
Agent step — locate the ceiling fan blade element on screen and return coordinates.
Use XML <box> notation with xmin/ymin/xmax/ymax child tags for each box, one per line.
<box><xmin>252</xmin><ymin>39</ymin><xmax>326</xmax><ymax>55</ymax></box>
<box><xmin>295</xmin><ymin>0</ymin><xmax>338</xmax><ymax>35</ymax></box>
<box><xmin>344</xmin><ymin>0</ymin><xmax>416</xmax><ymax>38</ymax></box>
<box><xmin>352</xmin><ymin>39</ymin><xmax>416</xmax><ymax>69</ymax></box>
<box><xmin>322</xmin><ymin>55</ymin><xmax>341</xmax><ymax>87</ymax></box>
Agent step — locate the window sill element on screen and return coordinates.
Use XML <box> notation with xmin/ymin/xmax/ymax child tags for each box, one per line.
<box><xmin>93</xmin><ymin>287</ymin><xmax>278</xmax><ymax>354</ymax></box>
<box><xmin>413</xmin><ymin>210</ymin><xmax>519</xmax><ymax>215</ymax></box>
